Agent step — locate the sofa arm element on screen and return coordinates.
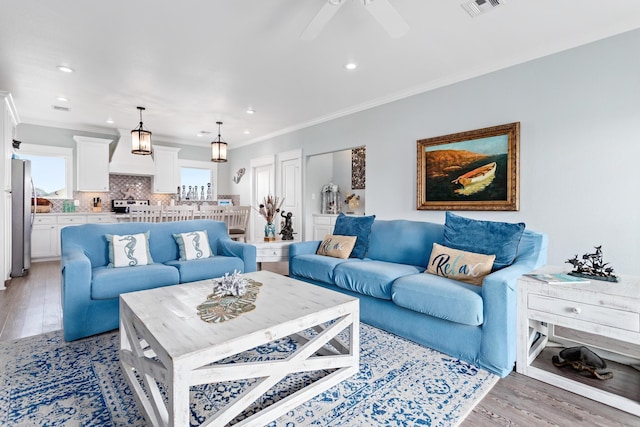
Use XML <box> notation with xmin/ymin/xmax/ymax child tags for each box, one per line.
<box><xmin>479</xmin><ymin>238</ymin><xmax>548</xmax><ymax>376</ymax></box>
<box><xmin>61</xmin><ymin>243</ymin><xmax>93</xmax><ymax>340</ymax></box>
<box><xmin>218</xmin><ymin>240</ymin><xmax>257</xmax><ymax>273</ymax></box>
<box><xmin>289</xmin><ymin>240</ymin><xmax>321</xmax><ymax>260</ymax></box>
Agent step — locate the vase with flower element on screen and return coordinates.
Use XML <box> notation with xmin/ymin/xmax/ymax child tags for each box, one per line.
<box><xmin>255</xmin><ymin>195</ymin><xmax>285</xmax><ymax>241</ymax></box>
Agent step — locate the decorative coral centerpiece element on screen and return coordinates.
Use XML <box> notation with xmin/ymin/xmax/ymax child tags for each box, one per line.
<box><xmin>214</xmin><ymin>270</ymin><xmax>248</xmax><ymax>297</ymax></box>
<box><xmin>197</xmin><ymin>272</ymin><xmax>263</xmax><ymax>323</ymax></box>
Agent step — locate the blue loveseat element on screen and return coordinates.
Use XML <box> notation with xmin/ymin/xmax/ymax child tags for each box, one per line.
<box><xmin>289</xmin><ymin>218</ymin><xmax>547</xmax><ymax>377</ymax></box>
<box><xmin>60</xmin><ymin>220</ymin><xmax>256</xmax><ymax>341</ymax></box>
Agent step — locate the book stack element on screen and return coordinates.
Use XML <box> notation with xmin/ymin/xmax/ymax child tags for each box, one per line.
<box><xmin>524</xmin><ymin>273</ymin><xmax>590</xmax><ymax>284</ymax></box>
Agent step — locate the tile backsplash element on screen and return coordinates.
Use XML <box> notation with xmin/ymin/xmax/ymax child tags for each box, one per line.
<box><xmin>48</xmin><ymin>175</ymin><xmax>240</xmax><ymax>213</ymax></box>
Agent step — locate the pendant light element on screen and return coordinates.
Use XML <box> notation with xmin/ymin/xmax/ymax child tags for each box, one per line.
<box><xmin>131</xmin><ymin>106</ymin><xmax>152</xmax><ymax>155</ymax></box>
<box><xmin>211</xmin><ymin>121</ymin><xmax>228</xmax><ymax>163</ymax></box>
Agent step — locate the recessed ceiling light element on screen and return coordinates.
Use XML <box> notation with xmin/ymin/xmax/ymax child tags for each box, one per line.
<box><xmin>57</xmin><ymin>96</ymin><xmax>68</xmax><ymax>102</ymax></box>
<box><xmin>344</xmin><ymin>62</ymin><xmax>357</xmax><ymax>70</ymax></box>
<box><xmin>197</xmin><ymin>133</ymin><xmax>203</xmax><ymax>137</ymax></box>
<box><xmin>57</xmin><ymin>65</ymin><xmax>74</xmax><ymax>73</ymax></box>
<box><xmin>243</xmin><ymin>130</ymin><xmax>251</xmax><ymax>135</ymax></box>
<box><xmin>106</xmin><ymin>118</ymin><xmax>114</xmax><ymax>124</ymax></box>
<box><xmin>245</xmin><ymin>108</ymin><xmax>255</xmax><ymax>114</ymax></box>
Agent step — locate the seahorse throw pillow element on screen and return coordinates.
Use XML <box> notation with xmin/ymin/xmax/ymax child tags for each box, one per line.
<box><xmin>426</xmin><ymin>242</ymin><xmax>495</xmax><ymax>286</ymax></box>
<box><xmin>316</xmin><ymin>235</ymin><xmax>357</xmax><ymax>259</ymax></box>
<box><xmin>173</xmin><ymin>230</ymin><xmax>212</xmax><ymax>261</ymax></box>
<box><xmin>106</xmin><ymin>231</ymin><xmax>153</xmax><ymax>268</ymax></box>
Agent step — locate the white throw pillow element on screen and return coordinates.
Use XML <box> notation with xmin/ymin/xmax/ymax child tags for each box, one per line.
<box><xmin>173</xmin><ymin>230</ymin><xmax>212</xmax><ymax>261</ymax></box>
<box><xmin>106</xmin><ymin>231</ymin><xmax>153</xmax><ymax>268</ymax></box>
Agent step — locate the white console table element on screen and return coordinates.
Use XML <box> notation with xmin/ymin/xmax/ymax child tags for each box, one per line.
<box><xmin>250</xmin><ymin>240</ymin><xmax>296</xmax><ymax>270</ymax></box>
<box><xmin>516</xmin><ymin>267</ymin><xmax>640</xmax><ymax>416</ymax></box>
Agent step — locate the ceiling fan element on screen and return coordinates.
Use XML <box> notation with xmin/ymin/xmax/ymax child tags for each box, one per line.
<box><xmin>300</xmin><ymin>0</ymin><xmax>409</xmax><ymax>40</ymax></box>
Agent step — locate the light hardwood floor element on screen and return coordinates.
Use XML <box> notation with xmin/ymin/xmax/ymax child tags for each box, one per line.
<box><xmin>1</xmin><ymin>261</ymin><xmax>638</xmax><ymax>426</ymax></box>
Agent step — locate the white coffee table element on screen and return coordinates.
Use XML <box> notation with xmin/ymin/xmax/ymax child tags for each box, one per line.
<box><xmin>119</xmin><ymin>270</ymin><xmax>360</xmax><ymax>427</ymax></box>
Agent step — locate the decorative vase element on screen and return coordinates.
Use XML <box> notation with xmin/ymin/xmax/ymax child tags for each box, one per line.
<box><xmin>264</xmin><ymin>222</ymin><xmax>276</xmax><ymax>241</ymax></box>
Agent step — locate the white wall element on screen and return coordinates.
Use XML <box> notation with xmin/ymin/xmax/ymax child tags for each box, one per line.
<box><xmin>222</xmin><ymin>29</ymin><xmax>640</xmax><ymax>275</ymax></box>
<box><xmin>304</xmin><ymin>152</ymin><xmax>333</xmax><ymax>239</ymax></box>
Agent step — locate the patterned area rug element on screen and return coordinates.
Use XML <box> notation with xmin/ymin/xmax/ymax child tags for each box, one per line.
<box><xmin>0</xmin><ymin>324</ymin><xmax>497</xmax><ymax>426</ymax></box>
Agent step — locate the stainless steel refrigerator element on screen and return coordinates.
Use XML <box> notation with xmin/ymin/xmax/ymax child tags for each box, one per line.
<box><xmin>11</xmin><ymin>158</ymin><xmax>35</xmax><ymax>277</ymax></box>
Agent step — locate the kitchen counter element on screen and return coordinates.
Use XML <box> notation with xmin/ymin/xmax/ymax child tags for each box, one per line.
<box><xmin>38</xmin><ymin>211</ymin><xmax>116</xmax><ymax>215</ymax></box>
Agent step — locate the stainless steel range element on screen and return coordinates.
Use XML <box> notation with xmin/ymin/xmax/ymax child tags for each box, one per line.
<box><xmin>112</xmin><ymin>199</ymin><xmax>149</xmax><ymax>213</ymax></box>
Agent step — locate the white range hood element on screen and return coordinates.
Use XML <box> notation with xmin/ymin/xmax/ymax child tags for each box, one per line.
<box><xmin>109</xmin><ymin>128</ymin><xmax>155</xmax><ymax>176</ymax></box>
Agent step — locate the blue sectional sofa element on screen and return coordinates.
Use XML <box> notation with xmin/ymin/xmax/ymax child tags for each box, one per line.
<box><xmin>289</xmin><ymin>218</ymin><xmax>547</xmax><ymax>377</ymax></box>
<box><xmin>60</xmin><ymin>219</ymin><xmax>256</xmax><ymax>341</ymax></box>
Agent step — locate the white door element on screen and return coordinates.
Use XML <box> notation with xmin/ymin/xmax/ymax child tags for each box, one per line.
<box><xmin>250</xmin><ymin>156</ymin><xmax>275</xmax><ymax>242</ymax></box>
<box><xmin>278</xmin><ymin>149</ymin><xmax>302</xmax><ymax>240</ymax></box>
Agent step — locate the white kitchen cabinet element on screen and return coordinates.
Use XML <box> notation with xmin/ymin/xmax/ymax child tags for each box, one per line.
<box><xmin>31</xmin><ymin>214</ymin><xmax>90</xmax><ymax>259</ymax></box>
<box><xmin>152</xmin><ymin>146</ymin><xmax>181</xmax><ymax>193</ymax></box>
<box><xmin>312</xmin><ymin>214</ymin><xmax>338</xmax><ymax>240</ymax></box>
<box><xmin>86</xmin><ymin>214</ymin><xmax>114</xmax><ymax>223</ymax></box>
<box><xmin>31</xmin><ymin>216</ymin><xmax>58</xmax><ymax>259</ymax></box>
<box><xmin>74</xmin><ymin>136</ymin><xmax>112</xmax><ymax>192</ymax></box>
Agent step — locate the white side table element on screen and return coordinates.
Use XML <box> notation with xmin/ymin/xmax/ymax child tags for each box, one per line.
<box><xmin>250</xmin><ymin>240</ymin><xmax>296</xmax><ymax>270</ymax></box>
<box><xmin>516</xmin><ymin>267</ymin><xmax>640</xmax><ymax>416</ymax></box>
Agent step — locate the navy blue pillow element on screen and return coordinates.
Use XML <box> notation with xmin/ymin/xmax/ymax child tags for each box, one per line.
<box><xmin>333</xmin><ymin>213</ymin><xmax>376</xmax><ymax>259</ymax></box>
<box><xmin>443</xmin><ymin>212</ymin><xmax>525</xmax><ymax>271</ymax></box>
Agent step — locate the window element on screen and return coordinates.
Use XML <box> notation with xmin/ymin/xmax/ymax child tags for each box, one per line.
<box><xmin>178</xmin><ymin>160</ymin><xmax>217</xmax><ymax>201</ymax></box>
<box><xmin>19</xmin><ymin>144</ymin><xmax>73</xmax><ymax>199</ymax></box>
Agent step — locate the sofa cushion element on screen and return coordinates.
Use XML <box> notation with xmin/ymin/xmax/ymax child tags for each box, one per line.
<box><xmin>333</xmin><ymin>213</ymin><xmax>376</xmax><ymax>259</ymax></box>
<box><xmin>443</xmin><ymin>212</ymin><xmax>525</xmax><ymax>270</ymax></box>
<box><xmin>106</xmin><ymin>231</ymin><xmax>153</xmax><ymax>268</ymax></box>
<box><xmin>366</xmin><ymin>219</ymin><xmax>444</xmax><ymax>266</ymax></box>
<box><xmin>316</xmin><ymin>235</ymin><xmax>357</xmax><ymax>259</ymax></box>
<box><xmin>165</xmin><ymin>256</ymin><xmax>245</xmax><ymax>283</ymax></box>
<box><xmin>173</xmin><ymin>230</ymin><xmax>212</xmax><ymax>260</ymax></box>
<box><xmin>91</xmin><ymin>264</ymin><xmax>179</xmax><ymax>300</ymax></box>
<box><xmin>391</xmin><ymin>273</ymin><xmax>484</xmax><ymax>326</ymax></box>
<box><xmin>290</xmin><ymin>254</ymin><xmax>356</xmax><ymax>284</ymax></box>
<box><xmin>333</xmin><ymin>260</ymin><xmax>423</xmax><ymax>300</ymax></box>
<box><xmin>426</xmin><ymin>243</ymin><xmax>495</xmax><ymax>285</ymax></box>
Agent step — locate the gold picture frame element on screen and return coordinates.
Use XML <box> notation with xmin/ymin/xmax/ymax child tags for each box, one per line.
<box><xmin>416</xmin><ymin>122</ymin><xmax>520</xmax><ymax>211</ymax></box>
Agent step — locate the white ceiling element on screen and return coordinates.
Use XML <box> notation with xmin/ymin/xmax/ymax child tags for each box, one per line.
<box><xmin>1</xmin><ymin>0</ymin><xmax>640</xmax><ymax>149</ymax></box>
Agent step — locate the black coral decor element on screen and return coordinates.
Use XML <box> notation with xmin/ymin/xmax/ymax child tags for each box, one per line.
<box><xmin>566</xmin><ymin>245</ymin><xmax>618</xmax><ymax>282</ymax></box>
<box><xmin>552</xmin><ymin>346</ymin><xmax>613</xmax><ymax>380</ymax></box>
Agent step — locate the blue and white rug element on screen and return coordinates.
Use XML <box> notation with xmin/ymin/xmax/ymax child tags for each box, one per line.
<box><xmin>0</xmin><ymin>324</ymin><xmax>497</xmax><ymax>426</ymax></box>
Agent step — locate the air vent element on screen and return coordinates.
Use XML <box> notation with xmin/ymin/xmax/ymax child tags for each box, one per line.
<box><xmin>462</xmin><ymin>0</ymin><xmax>506</xmax><ymax>17</ymax></box>
<box><xmin>52</xmin><ymin>105</ymin><xmax>70</xmax><ymax>112</ymax></box>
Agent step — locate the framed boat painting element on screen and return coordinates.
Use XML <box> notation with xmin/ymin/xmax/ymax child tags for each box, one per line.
<box><xmin>416</xmin><ymin>122</ymin><xmax>520</xmax><ymax>211</ymax></box>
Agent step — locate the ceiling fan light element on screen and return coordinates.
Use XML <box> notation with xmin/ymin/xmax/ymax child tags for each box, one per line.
<box><xmin>131</xmin><ymin>106</ymin><xmax>152</xmax><ymax>155</ymax></box>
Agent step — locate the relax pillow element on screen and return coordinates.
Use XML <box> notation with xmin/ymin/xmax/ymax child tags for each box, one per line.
<box><xmin>426</xmin><ymin>243</ymin><xmax>495</xmax><ymax>285</ymax></box>
<box><xmin>333</xmin><ymin>213</ymin><xmax>376</xmax><ymax>259</ymax></box>
<box><xmin>316</xmin><ymin>235</ymin><xmax>357</xmax><ymax>259</ymax></box>
<box><xmin>106</xmin><ymin>231</ymin><xmax>153</xmax><ymax>268</ymax></box>
<box><xmin>173</xmin><ymin>230</ymin><xmax>212</xmax><ymax>261</ymax></box>
<box><xmin>443</xmin><ymin>212</ymin><xmax>525</xmax><ymax>270</ymax></box>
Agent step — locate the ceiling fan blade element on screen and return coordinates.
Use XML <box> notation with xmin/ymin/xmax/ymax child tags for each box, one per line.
<box><xmin>300</xmin><ymin>0</ymin><xmax>346</xmax><ymax>40</ymax></box>
<box><xmin>364</xmin><ymin>0</ymin><xmax>409</xmax><ymax>38</ymax></box>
